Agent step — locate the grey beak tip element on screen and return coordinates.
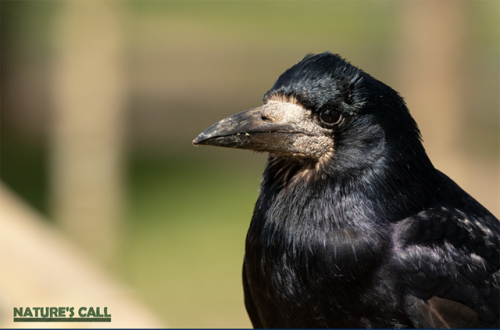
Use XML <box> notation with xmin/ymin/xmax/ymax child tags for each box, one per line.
<box><xmin>193</xmin><ymin>133</ymin><xmax>208</xmax><ymax>146</ymax></box>
<box><xmin>192</xmin><ymin>137</ymin><xmax>202</xmax><ymax>146</ymax></box>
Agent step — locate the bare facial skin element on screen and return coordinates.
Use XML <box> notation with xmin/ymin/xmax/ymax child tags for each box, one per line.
<box><xmin>259</xmin><ymin>99</ymin><xmax>334</xmax><ymax>161</ymax></box>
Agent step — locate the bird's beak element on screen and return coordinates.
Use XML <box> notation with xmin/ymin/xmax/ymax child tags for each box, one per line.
<box><xmin>192</xmin><ymin>104</ymin><xmax>311</xmax><ymax>155</ymax></box>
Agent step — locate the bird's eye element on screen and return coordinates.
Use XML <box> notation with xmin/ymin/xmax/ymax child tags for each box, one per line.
<box><xmin>319</xmin><ymin>109</ymin><xmax>341</xmax><ymax>125</ymax></box>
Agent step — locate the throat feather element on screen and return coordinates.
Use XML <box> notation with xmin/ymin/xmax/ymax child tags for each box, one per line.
<box><xmin>267</xmin><ymin>151</ymin><xmax>335</xmax><ymax>189</ymax></box>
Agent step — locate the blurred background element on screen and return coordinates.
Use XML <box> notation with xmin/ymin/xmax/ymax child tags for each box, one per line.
<box><xmin>1</xmin><ymin>0</ymin><xmax>498</xmax><ymax>328</ymax></box>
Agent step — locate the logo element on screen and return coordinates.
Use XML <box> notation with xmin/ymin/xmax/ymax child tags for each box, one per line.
<box><xmin>13</xmin><ymin>307</ymin><xmax>111</xmax><ymax>322</ymax></box>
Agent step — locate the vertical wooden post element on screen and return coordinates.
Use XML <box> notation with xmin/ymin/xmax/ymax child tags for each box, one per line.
<box><xmin>51</xmin><ymin>1</ymin><xmax>125</xmax><ymax>261</ymax></box>
<box><xmin>394</xmin><ymin>1</ymin><xmax>465</xmax><ymax>179</ymax></box>
<box><xmin>394</xmin><ymin>2</ymin><xmax>500</xmax><ymax>216</ymax></box>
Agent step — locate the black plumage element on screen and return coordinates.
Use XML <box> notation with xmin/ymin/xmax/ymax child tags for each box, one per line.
<box><xmin>193</xmin><ymin>52</ymin><xmax>499</xmax><ymax>328</ymax></box>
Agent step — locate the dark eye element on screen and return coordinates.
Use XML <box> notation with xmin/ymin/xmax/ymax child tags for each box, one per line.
<box><xmin>320</xmin><ymin>109</ymin><xmax>341</xmax><ymax>125</ymax></box>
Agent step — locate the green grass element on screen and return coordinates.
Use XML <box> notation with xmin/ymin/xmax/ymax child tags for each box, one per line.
<box><xmin>117</xmin><ymin>155</ymin><xmax>266</xmax><ymax>327</ymax></box>
<box><xmin>0</xmin><ymin>136</ymin><xmax>48</xmax><ymax>215</ymax></box>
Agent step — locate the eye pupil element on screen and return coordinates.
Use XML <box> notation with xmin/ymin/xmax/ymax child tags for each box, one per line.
<box><xmin>320</xmin><ymin>109</ymin><xmax>341</xmax><ymax>124</ymax></box>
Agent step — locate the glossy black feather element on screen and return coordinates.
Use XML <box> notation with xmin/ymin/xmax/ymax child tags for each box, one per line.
<box><xmin>236</xmin><ymin>52</ymin><xmax>500</xmax><ymax>328</ymax></box>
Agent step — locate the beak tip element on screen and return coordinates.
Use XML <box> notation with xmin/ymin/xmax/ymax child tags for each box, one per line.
<box><xmin>192</xmin><ymin>133</ymin><xmax>207</xmax><ymax>146</ymax></box>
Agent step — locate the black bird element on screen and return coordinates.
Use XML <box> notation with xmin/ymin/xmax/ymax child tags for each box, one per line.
<box><xmin>193</xmin><ymin>52</ymin><xmax>499</xmax><ymax>328</ymax></box>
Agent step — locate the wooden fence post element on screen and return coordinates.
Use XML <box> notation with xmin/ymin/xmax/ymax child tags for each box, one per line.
<box><xmin>51</xmin><ymin>1</ymin><xmax>125</xmax><ymax>261</ymax></box>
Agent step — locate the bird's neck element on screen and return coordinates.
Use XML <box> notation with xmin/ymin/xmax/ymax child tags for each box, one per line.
<box><xmin>256</xmin><ymin>151</ymin><xmax>442</xmax><ymax>232</ymax></box>
<box><xmin>255</xmin><ymin>155</ymin><xmax>385</xmax><ymax>234</ymax></box>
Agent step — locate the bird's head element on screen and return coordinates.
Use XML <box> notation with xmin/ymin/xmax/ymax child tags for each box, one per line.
<box><xmin>193</xmin><ymin>52</ymin><xmax>431</xmax><ymax>182</ymax></box>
